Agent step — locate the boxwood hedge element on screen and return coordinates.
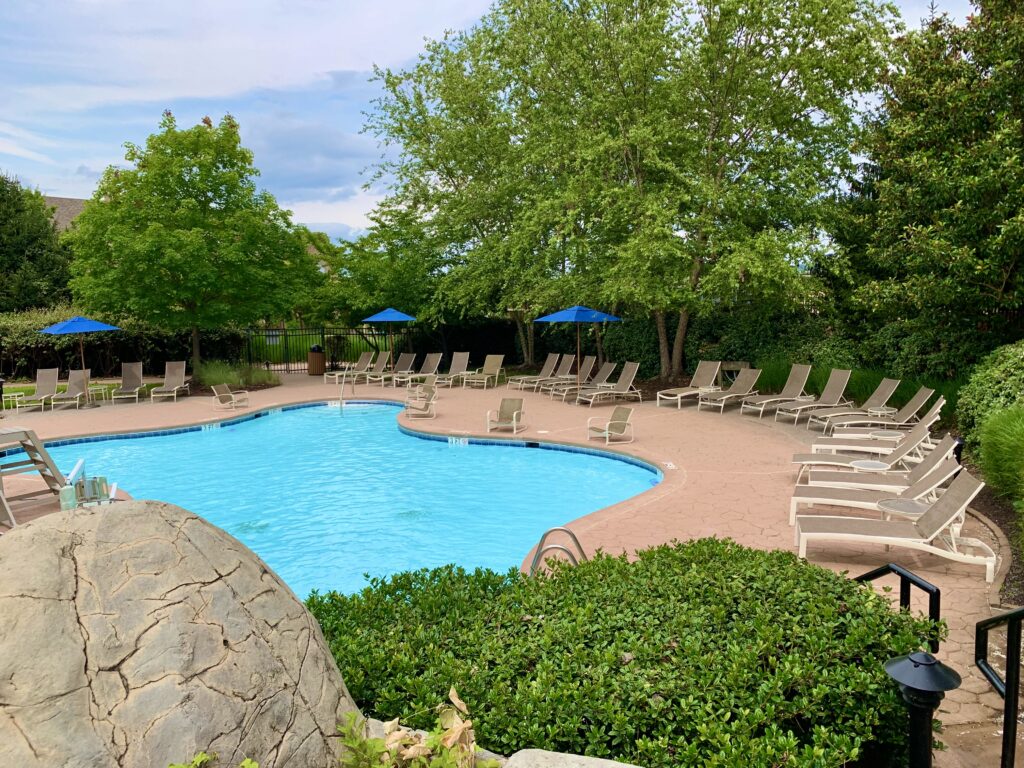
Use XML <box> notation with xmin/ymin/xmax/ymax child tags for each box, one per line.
<box><xmin>308</xmin><ymin>539</ymin><xmax>939</xmax><ymax>768</ymax></box>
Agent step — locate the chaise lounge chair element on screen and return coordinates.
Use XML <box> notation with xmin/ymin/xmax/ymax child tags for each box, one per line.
<box><xmin>463</xmin><ymin>355</ymin><xmax>505</xmax><ymax>389</ymax></box>
<box><xmin>587</xmin><ymin>406</ymin><xmax>634</xmax><ymax>444</ymax></box>
<box><xmin>51</xmin><ymin>369</ymin><xmax>89</xmax><ymax>410</ymax></box>
<box><xmin>790</xmin><ymin>455</ymin><xmax>961</xmax><ymax>525</ymax></box>
<box><xmin>111</xmin><ymin>362</ymin><xmax>145</xmax><ymax>403</ymax></box>
<box><xmin>350</xmin><ymin>353</ymin><xmax>390</xmax><ymax>385</ymax></box>
<box><xmin>150</xmin><ymin>361</ymin><xmax>190</xmax><ymax>402</ymax></box>
<box><xmin>804</xmin><ymin>377</ymin><xmax>901</xmax><ymax>432</ymax></box>
<box><xmin>324</xmin><ymin>351</ymin><xmax>374</xmax><ymax>384</ymax></box>
<box><xmin>542</xmin><ymin>355</ymin><xmax>596</xmax><ymax>394</ymax></box>
<box><xmin>830</xmin><ymin>396</ymin><xmax>944</xmax><ymax>440</ymax></box>
<box><xmin>822</xmin><ymin>386</ymin><xmax>936</xmax><ymax>435</ymax></box>
<box><xmin>697</xmin><ymin>368</ymin><xmax>761</xmax><ymax>414</ymax></box>
<box><xmin>796</xmin><ymin>470</ymin><xmax>996</xmax><ymax>582</ymax></box>
<box><xmin>774</xmin><ymin>369</ymin><xmax>852</xmax><ymax>424</ymax></box>
<box><xmin>211</xmin><ymin>383</ymin><xmax>250</xmax><ymax>410</ymax></box>
<box><xmin>803</xmin><ymin>434</ymin><xmax>958</xmax><ymax>493</ymax></box>
<box><xmin>19</xmin><ymin>368</ymin><xmax>59</xmax><ymax>412</ymax></box>
<box><xmin>507</xmin><ymin>353</ymin><xmax>559</xmax><ymax>390</ymax></box>
<box><xmin>436</xmin><ymin>352</ymin><xmax>471</xmax><ymax>388</ymax></box>
<box><xmin>549</xmin><ymin>361</ymin><xmax>615</xmax><ymax>401</ymax></box>
<box><xmin>576</xmin><ymin>361</ymin><xmax>641</xmax><ymax>407</ymax></box>
<box><xmin>394</xmin><ymin>352</ymin><xmax>442</xmax><ymax>387</ymax></box>
<box><xmin>487</xmin><ymin>397</ymin><xmax>525</xmax><ymax>433</ymax></box>
<box><xmin>524</xmin><ymin>354</ymin><xmax>575</xmax><ymax>392</ymax></box>
<box><xmin>739</xmin><ymin>363</ymin><xmax>812</xmax><ymax>418</ymax></box>
<box><xmin>656</xmin><ymin>360</ymin><xmax>722</xmax><ymax>409</ymax></box>
<box><xmin>368</xmin><ymin>352</ymin><xmax>416</xmax><ymax>387</ymax></box>
<box><xmin>792</xmin><ymin>422</ymin><xmax>932</xmax><ymax>482</ymax></box>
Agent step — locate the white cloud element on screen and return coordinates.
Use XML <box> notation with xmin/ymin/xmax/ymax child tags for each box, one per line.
<box><xmin>282</xmin><ymin>188</ymin><xmax>386</xmax><ymax>232</ymax></box>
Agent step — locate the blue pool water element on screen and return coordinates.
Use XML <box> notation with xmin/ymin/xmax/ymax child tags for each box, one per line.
<box><xmin>45</xmin><ymin>403</ymin><xmax>659</xmax><ymax>597</ymax></box>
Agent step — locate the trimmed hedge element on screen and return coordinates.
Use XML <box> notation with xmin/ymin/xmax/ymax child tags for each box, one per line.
<box><xmin>979</xmin><ymin>405</ymin><xmax>1024</xmax><ymax>501</ymax></box>
<box><xmin>308</xmin><ymin>539</ymin><xmax>938</xmax><ymax>767</ymax></box>
<box><xmin>957</xmin><ymin>340</ymin><xmax>1024</xmax><ymax>452</ymax></box>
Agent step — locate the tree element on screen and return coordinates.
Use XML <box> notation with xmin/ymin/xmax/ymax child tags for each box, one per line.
<box><xmin>838</xmin><ymin>0</ymin><xmax>1024</xmax><ymax>378</ymax></box>
<box><xmin>69</xmin><ymin>113</ymin><xmax>317</xmax><ymax>368</ymax></box>
<box><xmin>365</xmin><ymin>0</ymin><xmax>897</xmax><ymax>376</ymax></box>
<box><xmin>0</xmin><ymin>173</ymin><xmax>70</xmax><ymax>312</ymax></box>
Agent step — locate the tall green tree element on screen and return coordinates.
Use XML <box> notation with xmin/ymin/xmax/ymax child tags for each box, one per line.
<box><xmin>839</xmin><ymin>0</ymin><xmax>1024</xmax><ymax>378</ymax></box>
<box><xmin>365</xmin><ymin>0</ymin><xmax>897</xmax><ymax>375</ymax></box>
<box><xmin>0</xmin><ymin>173</ymin><xmax>70</xmax><ymax>312</ymax></box>
<box><xmin>69</xmin><ymin>113</ymin><xmax>316</xmax><ymax>368</ymax></box>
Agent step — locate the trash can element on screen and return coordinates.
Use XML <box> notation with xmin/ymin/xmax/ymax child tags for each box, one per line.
<box><xmin>307</xmin><ymin>345</ymin><xmax>326</xmax><ymax>376</ymax></box>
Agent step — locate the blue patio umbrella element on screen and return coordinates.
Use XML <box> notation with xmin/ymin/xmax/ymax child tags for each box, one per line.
<box><xmin>40</xmin><ymin>315</ymin><xmax>120</xmax><ymax>371</ymax></box>
<box><xmin>534</xmin><ymin>305</ymin><xmax>621</xmax><ymax>386</ymax></box>
<box><xmin>362</xmin><ymin>308</ymin><xmax>416</xmax><ymax>365</ymax></box>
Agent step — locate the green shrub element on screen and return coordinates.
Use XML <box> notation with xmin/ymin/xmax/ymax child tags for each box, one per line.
<box><xmin>957</xmin><ymin>340</ymin><xmax>1024</xmax><ymax>452</ymax></box>
<box><xmin>239</xmin><ymin>366</ymin><xmax>280</xmax><ymax>387</ymax></box>
<box><xmin>308</xmin><ymin>539</ymin><xmax>939</xmax><ymax>768</ymax></box>
<box><xmin>600</xmin><ymin>317</ymin><xmax>661</xmax><ymax>379</ymax></box>
<box><xmin>194</xmin><ymin>361</ymin><xmax>280</xmax><ymax>388</ymax></box>
<box><xmin>979</xmin><ymin>406</ymin><xmax>1024</xmax><ymax>500</ymax></box>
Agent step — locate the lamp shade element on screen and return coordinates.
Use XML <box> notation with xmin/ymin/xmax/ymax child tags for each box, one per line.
<box><xmin>885</xmin><ymin>652</ymin><xmax>962</xmax><ymax>693</ymax></box>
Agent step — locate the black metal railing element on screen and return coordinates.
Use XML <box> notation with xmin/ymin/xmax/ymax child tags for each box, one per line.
<box><xmin>245</xmin><ymin>327</ymin><xmax>412</xmax><ymax>373</ymax></box>
<box><xmin>975</xmin><ymin>606</ymin><xmax>1024</xmax><ymax>768</ymax></box>
<box><xmin>855</xmin><ymin>563</ymin><xmax>942</xmax><ymax>653</ymax></box>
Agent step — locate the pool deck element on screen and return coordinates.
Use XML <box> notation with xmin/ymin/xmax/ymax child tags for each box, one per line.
<box><xmin>0</xmin><ymin>373</ymin><xmax>1013</xmax><ymax>755</ymax></box>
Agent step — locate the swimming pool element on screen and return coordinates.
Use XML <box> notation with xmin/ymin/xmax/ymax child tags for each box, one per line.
<box><xmin>45</xmin><ymin>403</ymin><xmax>660</xmax><ymax>597</ymax></box>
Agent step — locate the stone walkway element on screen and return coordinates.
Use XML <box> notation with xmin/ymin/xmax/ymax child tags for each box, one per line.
<box><xmin>0</xmin><ymin>373</ymin><xmax>1014</xmax><ymax>759</ymax></box>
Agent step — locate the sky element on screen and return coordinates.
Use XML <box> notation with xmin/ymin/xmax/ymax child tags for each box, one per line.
<box><xmin>0</xmin><ymin>0</ymin><xmax>974</xmax><ymax>242</ymax></box>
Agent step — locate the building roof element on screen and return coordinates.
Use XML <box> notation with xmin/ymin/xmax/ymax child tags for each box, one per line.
<box><xmin>43</xmin><ymin>196</ymin><xmax>87</xmax><ymax>231</ymax></box>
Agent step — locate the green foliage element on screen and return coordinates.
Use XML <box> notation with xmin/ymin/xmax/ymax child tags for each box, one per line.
<box><xmin>957</xmin><ymin>340</ymin><xmax>1024</xmax><ymax>452</ymax></box>
<box><xmin>0</xmin><ymin>173</ymin><xmax>70</xmax><ymax>312</ymax></box>
<box><xmin>979</xmin><ymin>406</ymin><xmax>1024</xmax><ymax>500</ymax></box>
<box><xmin>193</xmin><ymin>361</ymin><xmax>279</xmax><ymax>389</ymax></box>
<box><xmin>167</xmin><ymin>754</ymin><xmax>257</xmax><ymax>768</ymax></box>
<box><xmin>68</xmin><ymin>112</ymin><xmax>319</xmax><ymax>368</ymax></box>
<box><xmin>600</xmin><ymin>318</ymin><xmax>661</xmax><ymax>379</ymax></box>
<box><xmin>309</xmin><ymin>539</ymin><xmax>938</xmax><ymax>767</ymax></box>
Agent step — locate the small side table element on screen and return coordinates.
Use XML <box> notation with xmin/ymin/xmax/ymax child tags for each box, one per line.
<box><xmin>699</xmin><ymin>386</ymin><xmax>722</xmax><ymax>395</ymax></box>
<box><xmin>868</xmin><ymin>405</ymin><xmax>898</xmax><ymax>417</ymax></box>
<box><xmin>88</xmin><ymin>384</ymin><xmax>109</xmax><ymax>404</ymax></box>
<box><xmin>851</xmin><ymin>459</ymin><xmax>891</xmax><ymax>473</ymax></box>
<box><xmin>794</xmin><ymin>394</ymin><xmax>817</xmax><ymax>402</ymax></box>
<box><xmin>878</xmin><ymin>497</ymin><xmax>931</xmax><ymax>520</ymax></box>
<box><xmin>870</xmin><ymin>429</ymin><xmax>905</xmax><ymax>442</ymax></box>
<box><xmin>2</xmin><ymin>391</ymin><xmax>23</xmax><ymax>416</ymax></box>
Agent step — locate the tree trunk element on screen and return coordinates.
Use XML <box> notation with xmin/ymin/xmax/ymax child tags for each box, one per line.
<box><xmin>515</xmin><ymin>318</ymin><xmax>529</xmax><ymax>365</ymax></box>
<box><xmin>671</xmin><ymin>308</ymin><xmax>690</xmax><ymax>377</ymax></box>
<box><xmin>191</xmin><ymin>326</ymin><xmax>201</xmax><ymax>371</ymax></box>
<box><xmin>526</xmin><ymin>322</ymin><xmax>535</xmax><ymax>365</ymax></box>
<box><xmin>654</xmin><ymin>310</ymin><xmax>670</xmax><ymax>378</ymax></box>
<box><xmin>594</xmin><ymin>323</ymin><xmax>605</xmax><ymax>367</ymax></box>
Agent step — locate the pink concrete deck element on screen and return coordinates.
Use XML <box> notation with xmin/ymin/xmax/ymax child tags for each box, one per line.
<box><xmin>0</xmin><ymin>373</ymin><xmax>1013</xmax><ymax>752</ymax></box>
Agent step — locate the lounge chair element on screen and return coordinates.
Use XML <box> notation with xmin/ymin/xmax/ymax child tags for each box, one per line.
<box><xmin>540</xmin><ymin>355</ymin><xmax>596</xmax><ymax>392</ymax></box>
<box><xmin>394</xmin><ymin>352</ymin><xmax>442</xmax><ymax>387</ymax></box>
<box><xmin>656</xmin><ymin>360</ymin><xmax>722</xmax><ymax>409</ymax></box>
<box><xmin>436</xmin><ymin>352</ymin><xmax>471</xmax><ymax>388</ymax></box>
<box><xmin>404</xmin><ymin>384</ymin><xmax>437</xmax><ymax>419</ymax></box>
<box><xmin>368</xmin><ymin>352</ymin><xmax>416</xmax><ymax>387</ymax></box>
<box><xmin>51</xmin><ymin>369</ymin><xmax>89</xmax><ymax>410</ymax></box>
<box><xmin>831</xmin><ymin>396</ymin><xmax>945</xmax><ymax>439</ymax></box>
<box><xmin>792</xmin><ymin>422</ymin><xmax>932</xmax><ymax>482</ymax></box>
<box><xmin>576</xmin><ymin>361</ymin><xmax>641</xmax><ymax>406</ymax></box>
<box><xmin>822</xmin><ymin>387</ymin><xmax>936</xmax><ymax>434</ymax></box>
<box><xmin>524</xmin><ymin>354</ymin><xmax>575</xmax><ymax>392</ymax></box>
<box><xmin>324</xmin><ymin>351</ymin><xmax>374</xmax><ymax>384</ymax></box>
<box><xmin>150</xmin><ymin>361</ymin><xmax>190</xmax><ymax>402</ymax></box>
<box><xmin>19</xmin><ymin>368</ymin><xmax>59</xmax><ymax>412</ymax></box>
<box><xmin>588</xmin><ymin>406</ymin><xmax>634</xmax><ymax>444</ymax></box>
<box><xmin>796</xmin><ymin>471</ymin><xmax>996</xmax><ymax>582</ymax></box>
<box><xmin>774</xmin><ymin>369</ymin><xmax>852</xmax><ymax>424</ymax></box>
<box><xmin>487</xmin><ymin>397</ymin><xmax>525</xmax><ymax>433</ymax></box>
<box><xmin>804</xmin><ymin>435</ymin><xmax>958</xmax><ymax>492</ymax></box>
<box><xmin>549</xmin><ymin>361</ymin><xmax>616</xmax><ymax>401</ymax></box>
<box><xmin>507</xmin><ymin>353</ymin><xmax>559</xmax><ymax>390</ymax></box>
<box><xmin>111</xmin><ymin>362</ymin><xmax>145</xmax><ymax>403</ymax></box>
<box><xmin>805</xmin><ymin>377</ymin><xmax>901</xmax><ymax>432</ymax></box>
<box><xmin>790</xmin><ymin>455</ymin><xmax>961</xmax><ymax>525</ymax></box>
<box><xmin>463</xmin><ymin>355</ymin><xmax>505</xmax><ymax>389</ymax></box>
<box><xmin>697</xmin><ymin>368</ymin><xmax>761</xmax><ymax>414</ymax></box>
<box><xmin>739</xmin><ymin>363</ymin><xmax>812</xmax><ymax>418</ymax></box>
<box><xmin>211</xmin><ymin>383</ymin><xmax>250</xmax><ymax>410</ymax></box>
<box><xmin>350</xmin><ymin>353</ymin><xmax>390</xmax><ymax>385</ymax></box>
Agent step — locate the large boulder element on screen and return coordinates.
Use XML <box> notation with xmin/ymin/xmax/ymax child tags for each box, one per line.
<box><xmin>0</xmin><ymin>501</ymin><xmax>358</xmax><ymax>767</ymax></box>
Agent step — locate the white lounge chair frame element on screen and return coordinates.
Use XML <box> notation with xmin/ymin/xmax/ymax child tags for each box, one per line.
<box><xmin>111</xmin><ymin>362</ymin><xmax>145</xmax><ymax>403</ymax></box>
<box><xmin>508</xmin><ymin>353</ymin><xmax>559</xmax><ymax>390</ymax></box>
<box><xmin>587</xmin><ymin>406</ymin><xmax>634</xmax><ymax>444</ymax></box>
<box><xmin>697</xmin><ymin>368</ymin><xmax>761</xmax><ymax>414</ymax></box>
<box><xmin>774</xmin><ymin>369</ymin><xmax>852</xmax><ymax>424</ymax></box>
<box><xmin>52</xmin><ymin>369</ymin><xmax>89</xmax><ymax>410</ymax></box>
<box><xmin>487</xmin><ymin>397</ymin><xmax>525</xmax><ymax>433</ymax></box>
<box><xmin>740</xmin><ymin>364</ymin><xmax>812</xmax><ymax>418</ymax></box>
<box><xmin>19</xmin><ymin>368</ymin><xmax>59</xmax><ymax>412</ymax></box>
<box><xmin>576</xmin><ymin>361</ymin><xmax>641</xmax><ymax>407</ymax></box>
<box><xmin>212</xmin><ymin>383</ymin><xmax>250</xmax><ymax>410</ymax></box>
<box><xmin>324</xmin><ymin>351</ymin><xmax>374</xmax><ymax>384</ymax></box>
<box><xmin>805</xmin><ymin>377</ymin><xmax>901</xmax><ymax>432</ymax></box>
<box><xmin>463</xmin><ymin>355</ymin><xmax>505</xmax><ymax>389</ymax></box>
<box><xmin>150</xmin><ymin>361</ymin><xmax>190</xmax><ymax>402</ymax></box>
<box><xmin>656</xmin><ymin>361</ymin><xmax>722</xmax><ymax>408</ymax></box>
<box><xmin>436</xmin><ymin>352</ymin><xmax>471</xmax><ymax>388</ymax></box>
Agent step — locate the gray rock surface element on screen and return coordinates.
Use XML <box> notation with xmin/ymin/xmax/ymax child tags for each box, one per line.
<box><xmin>506</xmin><ymin>750</ymin><xmax>642</xmax><ymax>768</ymax></box>
<box><xmin>0</xmin><ymin>501</ymin><xmax>358</xmax><ymax>767</ymax></box>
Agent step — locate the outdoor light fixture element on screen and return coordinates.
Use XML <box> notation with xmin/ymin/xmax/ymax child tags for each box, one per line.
<box><xmin>884</xmin><ymin>651</ymin><xmax>961</xmax><ymax>768</ymax></box>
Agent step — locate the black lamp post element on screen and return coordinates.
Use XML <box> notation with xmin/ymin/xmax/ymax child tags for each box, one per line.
<box><xmin>885</xmin><ymin>651</ymin><xmax>962</xmax><ymax>768</ymax></box>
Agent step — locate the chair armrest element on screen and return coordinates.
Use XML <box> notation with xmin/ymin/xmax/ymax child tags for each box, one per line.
<box><xmin>586</xmin><ymin>416</ymin><xmax>605</xmax><ymax>429</ymax></box>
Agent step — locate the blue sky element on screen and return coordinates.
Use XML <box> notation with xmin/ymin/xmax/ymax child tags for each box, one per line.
<box><xmin>0</xmin><ymin>0</ymin><xmax>973</xmax><ymax>242</ymax></box>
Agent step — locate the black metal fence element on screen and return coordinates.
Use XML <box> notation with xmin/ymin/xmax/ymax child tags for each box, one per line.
<box><xmin>245</xmin><ymin>327</ymin><xmax>413</xmax><ymax>373</ymax></box>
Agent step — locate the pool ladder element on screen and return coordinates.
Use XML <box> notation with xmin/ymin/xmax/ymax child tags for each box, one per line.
<box><xmin>528</xmin><ymin>527</ymin><xmax>588</xmax><ymax>575</ymax></box>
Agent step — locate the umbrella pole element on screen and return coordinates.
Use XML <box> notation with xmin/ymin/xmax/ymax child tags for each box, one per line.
<box><xmin>576</xmin><ymin>325</ymin><xmax>581</xmax><ymax>388</ymax></box>
<box><xmin>79</xmin><ymin>336</ymin><xmax>86</xmax><ymax>372</ymax></box>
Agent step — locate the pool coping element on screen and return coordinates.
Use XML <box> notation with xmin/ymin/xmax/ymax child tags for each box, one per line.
<box><xmin>1</xmin><ymin>398</ymin><xmax>663</xmax><ymax>481</ymax></box>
